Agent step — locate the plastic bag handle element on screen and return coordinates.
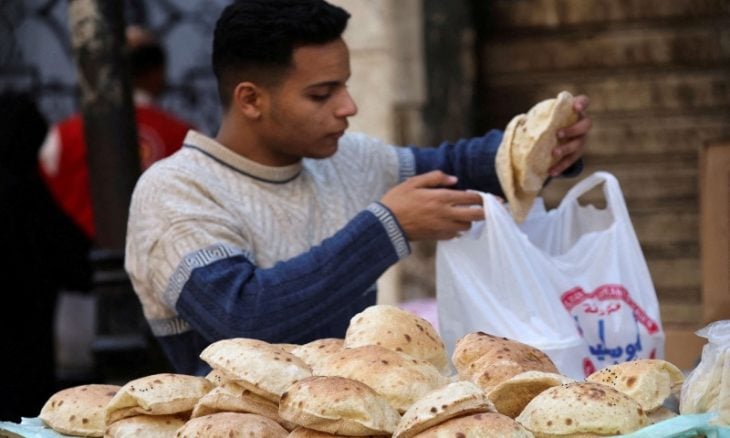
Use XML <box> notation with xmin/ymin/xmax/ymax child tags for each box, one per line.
<box><xmin>558</xmin><ymin>171</ymin><xmax>630</xmax><ymax>219</ymax></box>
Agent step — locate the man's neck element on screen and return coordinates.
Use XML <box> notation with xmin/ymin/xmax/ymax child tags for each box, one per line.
<box><xmin>215</xmin><ymin>118</ymin><xmax>300</xmax><ymax>167</ymax></box>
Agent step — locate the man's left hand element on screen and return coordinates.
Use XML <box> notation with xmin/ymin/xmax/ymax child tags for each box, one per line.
<box><xmin>549</xmin><ymin>95</ymin><xmax>592</xmax><ymax>177</ymax></box>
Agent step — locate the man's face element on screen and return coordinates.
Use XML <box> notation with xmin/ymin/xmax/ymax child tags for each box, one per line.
<box><xmin>256</xmin><ymin>37</ymin><xmax>358</xmax><ymax>166</ymax></box>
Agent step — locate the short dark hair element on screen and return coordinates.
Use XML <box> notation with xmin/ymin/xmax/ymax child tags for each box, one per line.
<box><xmin>128</xmin><ymin>42</ymin><xmax>166</xmax><ymax>78</ymax></box>
<box><xmin>212</xmin><ymin>0</ymin><xmax>350</xmax><ymax>107</ymax></box>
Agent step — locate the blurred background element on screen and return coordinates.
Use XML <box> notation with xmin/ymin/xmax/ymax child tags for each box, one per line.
<box><xmin>1</xmin><ymin>0</ymin><xmax>728</xmax><ymax>386</ymax></box>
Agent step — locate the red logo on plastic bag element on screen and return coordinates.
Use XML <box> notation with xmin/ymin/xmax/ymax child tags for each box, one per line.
<box><xmin>561</xmin><ymin>284</ymin><xmax>660</xmax><ymax>334</ymax></box>
<box><xmin>562</xmin><ymin>284</ymin><xmax>661</xmax><ymax>375</ymax></box>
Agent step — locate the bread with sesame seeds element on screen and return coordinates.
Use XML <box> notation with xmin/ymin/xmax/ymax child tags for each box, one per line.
<box><xmin>39</xmin><ymin>384</ymin><xmax>121</xmax><ymax>437</ymax></box>
<box><xmin>199</xmin><ymin>337</ymin><xmax>312</xmax><ymax>403</ymax></box>
<box><xmin>104</xmin><ymin>373</ymin><xmax>212</xmax><ymax>425</ymax></box>
<box><xmin>344</xmin><ymin>305</ymin><xmax>449</xmax><ymax>374</ymax></box>
<box><xmin>394</xmin><ymin>380</ymin><xmax>495</xmax><ymax>438</ymax></box>
<box><xmin>278</xmin><ymin>376</ymin><xmax>400</xmax><ymax>436</ymax></box>
<box><xmin>586</xmin><ymin>359</ymin><xmax>684</xmax><ymax>411</ymax></box>
<box><xmin>515</xmin><ymin>382</ymin><xmax>649</xmax><ymax>436</ymax></box>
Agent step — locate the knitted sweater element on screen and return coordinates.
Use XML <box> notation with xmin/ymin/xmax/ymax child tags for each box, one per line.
<box><xmin>125</xmin><ymin>129</ymin><xmax>504</xmax><ymax>374</ymax></box>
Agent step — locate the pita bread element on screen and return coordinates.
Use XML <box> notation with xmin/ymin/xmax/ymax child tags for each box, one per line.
<box><xmin>204</xmin><ymin>369</ymin><xmax>227</xmax><ymax>386</ymax></box>
<box><xmin>277</xmin><ymin>343</ymin><xmax>299</xmax><ymax>353</ymax></box>
<box><xmin>487</xmin><ymin>371</ymin><xmax>574</xmax><ymax>418</ymax></box>
<box><xmin>287</xmin><ymin>427</ymin><xmax>380</xmax><ymax>437</ymax></box>
<box><xmin>344</xmin><ymin>305</ymin><xmax>449</xmax><ymax>374</ymax></box>
<box><xmin>416</xmin><ymin>412</ymin><xmax>534</xmax><ymax>438</ymax></box>
<box><xmin>104</xmin><ymin>373</ymin><xmax>212</xmax><ymax>425</ymax></box>
<box><xmin>586</xmin><ymin>358</ymin><xmax>684</xmax><ymax>411</ymax></box>
<box><xmin>39</xmin><ymin>384</ymin><xmax>121</xmax><ymax>437</ymax></box>
<box><xmin>279</xmin><ymin>376</ymin><xmax>400</xmax><ymax>436</ymax></box>
<box><xmin>452</xmin><ymin>332</ymin><xmax>558</xmax><ymax>391</ymax></box>
<box><xmin>516</xmin><ymin>382</ymin><xmax>649</xmax><ymax>436</ymax></box>
<box><xmin>103</xmin><ymin>414</ymin><xmax>186</xmax><ymax>437</ymax></box>
<box><xmin>394</xmin><ymin>381</ymin><xmax>495</xmax><ymax>438</ymax></box>
<box><xmin>496</xmin><ymin>91</ymin><xmax>578</xmax><ymax>222</ymax></box>
<box><xmin>199</xmin><ymin>337</ymin><xmax>311</xmax><ymax>402</ymax></box>
<box><xmin>318</xmin><ymin>345</ymin><xmax>449</xmax><ymax>413</ymax></box>
<box><xmin>190</xmin><ymin>380</ymin><xmax>295</xmax><ymax>428</ymax></box>
<box><xmin>291</xmin><ymin>338</ymin><xmax>344</xmax><ymax>375</ymax></box>
<box><xmin>175</xmin><ymin>412</ymin><xmax>288</xmax><ymax>437</ymax></box>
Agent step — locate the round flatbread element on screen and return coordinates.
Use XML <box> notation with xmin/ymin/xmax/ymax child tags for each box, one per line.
<box><xmin>344</xmin><ymin>305</ymin><xmax>449</xmax><ymax>374</ymax></box>
<box><xmin>496</xmin><ymin>91</ymin><xmax>578</xmax><ymax>222</ymax></box>
<box><xmin>287</xmin><ymin>427</ymin><xmax>381</xmax><ymax>437</ymax></box>
<box><xmin>487</xmin><ymin>371</ymin><xmax>574</xmax><ymax>418</ymax></box>
<box><xmin>318</xmin><ymin>345</ymin><xmax>449</xmax><ymax>413</ymax></box>
<box><xmin>416</xmin><ymin>412</ymin><xmax>533</xmax><ymax>437</ymax></box>
<box><xmin>190</xmin><ymin>380</ymin><xmax>294</xmax><ymax>428</ymax></box>
<box><xmin>199</xmin><ymin>337</ymin><xmax>311</xmax><ymax>403</ymax></box>
<box><xmin>516</xmin><ymin>382</ymin><xmax>649</xmax><ymax>436</ymax></box>
<box><xmin>586</xmin><ymin>358</ymin><xmax>684</xmax><ymax>411</ymax></box>
<box><xmin>204</xmin><ymin>369</ymin><xmax>227</xmax><ymax>386</ymax></box>
<box><xmin>394</xmin><ymin>381</ymin><xmax>494</xmax><ymax>438</ymax></box>
<box><xmin>452</xmin><ymin>332</ymin><xmax>558</xmax><ymax>392</ymax></box>
<box><xmin>103</xmin><ymin>414</ymin><xmax>186</xmax><ymax>437</ymax></box>
<box><xmin>104</xmin><ymin>373</ymin><xmax>213</xmax><ymax>425</ymax></box>
<box><xmin>175</xmin><ymin>412</ymin><xmax>288</xmax><ymax>437</ymax></box>
<box><xmin>279</xmin><ymin>376</ymin><xmax>400</xmax><ymax>436</ymax></box>
<box><xmin>291</xmin><ymin>338</ymin><xmax>344</xmax><ymax>375</ymax></box>
<box><xmin>39</xmin><ymin>384</ymin><xmax>121</xmax><ymax>437</ymax></box>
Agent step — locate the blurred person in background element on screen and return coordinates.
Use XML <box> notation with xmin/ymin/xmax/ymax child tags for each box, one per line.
<box><xmin>39</xmin><ymin>25</ymin><xmax>195</xmax><ymax>240</ymax></box>
<box><xmin>0</xmin><ymin>91</ymin><xmax>92</xmax><ymax>421</ymax></box>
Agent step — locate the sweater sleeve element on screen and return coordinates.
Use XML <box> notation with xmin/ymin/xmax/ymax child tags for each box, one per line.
<box><xmin>409</xmin><ymin>129</ymin><xmax>506</xmax><ymax>197</ymax></box>
<box><xmin>409</xmin><ymin>129</ymin><xmax>584</xmax><ymax>195</ymax></box>
<box><xmin>173</xmin><ymin>203</ymin><xmax>409</xmax><ymax>343</ymax></box>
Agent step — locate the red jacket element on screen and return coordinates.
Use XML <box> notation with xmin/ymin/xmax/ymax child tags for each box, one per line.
<box><xmin>39</xmin><ymin>103</ymin><xmax>193</xmax><ymax>238</ymax></box>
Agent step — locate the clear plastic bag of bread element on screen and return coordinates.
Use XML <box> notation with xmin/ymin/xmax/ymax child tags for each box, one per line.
<box><xmin>680</xmin><ymin>320</ymin><xmax>730</xmax><ymax>426</ymax></box>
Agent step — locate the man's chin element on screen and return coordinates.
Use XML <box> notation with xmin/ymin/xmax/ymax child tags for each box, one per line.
<box><xmin>308</xmin><ymin>146</ymin><xmax>338</xmax><ymax>160</ymax></box>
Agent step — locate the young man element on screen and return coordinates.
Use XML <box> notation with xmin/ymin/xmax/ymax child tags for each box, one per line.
<box><xmin>125</xmin><ymin>0</ymin><xmax>592</xmax><ymax>375</ymax></box>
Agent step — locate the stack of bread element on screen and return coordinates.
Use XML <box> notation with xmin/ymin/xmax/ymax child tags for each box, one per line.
<box><xmin>34</xmin><ymin>304</ymin><xmax>695</xmax><ymax>437</ymax></box>
<box><xmin>495</xmin><ymin>90</ymin><xmax>579</xmax><ymax>223</ymax></box>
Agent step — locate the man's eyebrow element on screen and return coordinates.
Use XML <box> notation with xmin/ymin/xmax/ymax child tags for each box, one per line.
<box><xmin>305</xmin><ymin>80</ymin><xmax>342</xmax><ymax>89</ymax></box>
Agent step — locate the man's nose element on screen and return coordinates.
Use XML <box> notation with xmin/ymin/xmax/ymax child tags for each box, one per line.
<box><xmin>335</xmin><ymin>89</ymin><xmax>358</xmax><ymax>118</ymax></box>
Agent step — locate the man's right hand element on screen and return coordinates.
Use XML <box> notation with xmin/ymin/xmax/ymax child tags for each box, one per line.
<box><xmin>380</xmin><ymin>170</ymin><xmax>485</xmax><ymax>241</ymax></box>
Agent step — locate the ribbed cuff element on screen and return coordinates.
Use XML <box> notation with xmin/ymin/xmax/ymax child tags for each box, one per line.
<box><xmin>366</xmin><ymin>202</ymin><xmax>411</xmax><ymax>259</ymax></box>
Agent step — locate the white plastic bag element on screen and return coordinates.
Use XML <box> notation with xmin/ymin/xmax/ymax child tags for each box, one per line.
<box><xmin>436</xmin><ymin>171</ymin><xmax>665</xmax><ymax>379</ymax></box>
<box><xmin>680</xmin><ymin>320</ymin><xmax>730</xmax><ymax>426</ymax></box>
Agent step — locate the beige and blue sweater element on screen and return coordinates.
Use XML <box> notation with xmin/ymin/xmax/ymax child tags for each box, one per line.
<box><xmin>125</xmin><ymin>129</ymin><xmax>505</xmax><ymax>374</ymax></box>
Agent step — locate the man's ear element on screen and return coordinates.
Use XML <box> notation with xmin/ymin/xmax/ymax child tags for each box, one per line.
<box><xmin>232</xmin><ymin>82</ymin><xmax>264</xmax><ymax>119</ymax></box>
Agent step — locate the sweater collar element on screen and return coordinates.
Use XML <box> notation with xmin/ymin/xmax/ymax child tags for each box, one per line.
<box><xmin>183</xmin><ymin>130</ymin><xmax>302</xmax><ymax>183</ymax></box>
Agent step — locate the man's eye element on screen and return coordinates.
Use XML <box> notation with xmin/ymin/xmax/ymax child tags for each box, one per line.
<box><xmin>310</xmin><ymin>94</ymin><xmax>330</xmax><ymax>102</ymax></box>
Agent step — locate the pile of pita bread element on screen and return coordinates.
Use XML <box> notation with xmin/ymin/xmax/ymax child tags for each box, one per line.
<box><xmin>496</xmin><ymin>90</ymin><xmax>579</xmax><ymax>223</ymax></box>
<box><xmin>37</xmin><ymin>304</ymin><xmax>697</xmax><ymax>437</ymax></box>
